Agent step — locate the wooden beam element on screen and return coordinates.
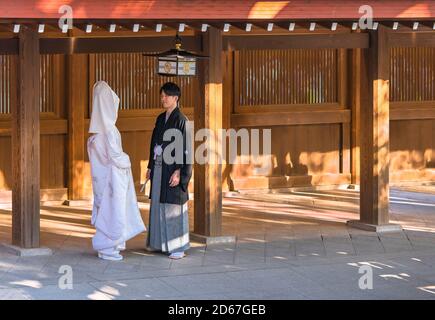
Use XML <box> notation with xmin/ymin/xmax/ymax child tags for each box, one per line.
<box><xmin>250</xmin><ymin>21</ymin><xmax>281</xmax><ymax>31</ymax></box>
<box><xmin>232</xmin><ymin>174</ymin><xmax>352</xmax><ymax>190</ymax></box>
<box><xmin>231</xmin><ymin>110</ymin><xmax>351</xmax><ymax>127</ymax></box>
<box><xmin>388</xmin><ymin>32</ymin><xmax>435</xmax><ymax>48</ymax></box>
<box><xmin>394</xmin><ymin>21</ymin><xmax>432</xmax><ymax>32</ymax></box>
<box><xmin>12</xmin><ymin>25</ymin><xmax>41</xmax><ymax>248</ymax></box>
<box><xmin>0</xmin><ymin>38</ymin><xmax>18</xmax><ymax>54</ymax></box>
<box><xmin>186</xmin><ymin>22</ymin><xmax>209</xmax><ymax>32</ymax></box>
<box><xmin>194</xmin><ymin>27</ymin><xmax>223</xmax><ymax>237</ymax></box>
<box><xmin>67</xmin><ymin>54</ymin><xmax>88</xmax><ymax>200</ymax></box>
<box><xmin>0</xmin><ymin>188</ymin><xmax>68</xmax><ymax>203</ymax></box>
<box><xmin>0</xmin><ymin>32</ymin><xmax>371</xmax><ymax>54</ymax></box>
<box><xmin>317</xmin><ymin>21</ymin><xmax>348</xmax><ymax>31</ymax></box>
<box><xmin>390</xmin><ymin>107</ymin><xmax>435</xmax><ymax>120</ymax></box>
<box><xmin>297</xmin><ymin>21</ymin><xmax>327</xmax><ymax>31</ymax></box>
<box><xmin>39</xmin><ymin>35</ymin><xmax>202</xmax><ymax>54</ymax></box>
<box><xmin>82</xmin><ymin>109</ymin><xmax>195</xmax><ymax>133</ymax></box>
<box><xmin>354</xmin><ymin>25</ymin><xmax>392</xmax><ymax>228</ymax></box>
<box><xmin>162</xmin><ymin>22</ymin><xmax>187</xmax><ymax>32</ymax></box>
<box><xmin>223</xmin><ymin>33</ymin><xmax>369</xmax><ymax>50</ymax></box>
<box><xmin>230</xmin><ymin>22</ymin><xmax>251</xmax><ymax>32</ymax></box>
<box><xmin>234</xmin><ymin>103</ymin><xmax>343</xmax><ymax>113</ymax></box>
<box><xmin>0</xmin><ymin>119</ymin><xmax>68</xmax><ymax>136</ymax></box>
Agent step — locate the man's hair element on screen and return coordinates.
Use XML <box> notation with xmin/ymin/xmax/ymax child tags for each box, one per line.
<box><xmin>160</xmin><ymin>82</ymin><xmax>181</xmax><ymax>100</ymax></box>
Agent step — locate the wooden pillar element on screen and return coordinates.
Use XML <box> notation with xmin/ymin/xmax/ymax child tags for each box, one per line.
<box><xmin>347</xmin><ymin>26</ymin><xmax>401</xmax><ymax>232</ymax></box>
<box><xmin>351</xmin><ymin>48</ymin><xmax>361</xmax><ymax>185</ymax></box>
<box><xmin>12</xmin><ymin>26</ymin><xmax>40</xmax><ymax>248</ymax></box>
<box><xmin>67</xmin><ymin>54</ymin><xmax>87</xmax><ymax>200</ymax></box>
<box><xmin>222</xmin><ymin>47</ymin><xmax>234</xmax><ymax>191</ymax></box>
<box><xmin>338</xmin><ymin>49</ymin><xmax>351</xmax><ymax>176</ymax></box>
<box><xmin>193</xmin><ymin>27</ymin><xmax>224</xmax><ymax>238</ymax></box>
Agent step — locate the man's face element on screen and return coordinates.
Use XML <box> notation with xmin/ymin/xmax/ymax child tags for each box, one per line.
<box><xmin>161</xmin><ymin>92</ymin><xmax>178</xmax><ymax>109</ymax></box>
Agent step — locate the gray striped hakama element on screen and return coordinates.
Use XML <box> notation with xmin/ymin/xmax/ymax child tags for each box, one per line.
<box><xmin>147</xmin><ymin>154</ymin><xmax>190</xmax><ymax>253</ymax></box>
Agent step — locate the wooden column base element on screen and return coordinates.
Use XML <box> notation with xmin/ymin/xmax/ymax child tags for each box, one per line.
<box><xmin>347</xmin><ymin>220</ymin><xmax>402</xmax><ymax>232</ymax></box>
<box><xmin>63</xmin><ymin>199</ymin><xmax>91</xmax><ymax>207</ymax></box>
<box><xmin>2</xmin><ymin>243</ymin><xmax>52</xmax><ymax>257</ymax></box>
<box><xmin>190</xmin><ymin>233</ymin><xmax>236</xmax><ymax>245</ymax></box>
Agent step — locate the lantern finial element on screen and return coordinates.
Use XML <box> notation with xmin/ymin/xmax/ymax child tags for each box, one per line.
<box><xmin>175</xmin><ymin>33</ymin><xmax>182</xmax><ymax>50</ymax></box>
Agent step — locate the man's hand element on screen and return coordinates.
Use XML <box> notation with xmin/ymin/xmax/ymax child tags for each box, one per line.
<box><xmin>169</xmin><ymin>169</ymin><xmax>180</xmax><ymax>187</ymax></box>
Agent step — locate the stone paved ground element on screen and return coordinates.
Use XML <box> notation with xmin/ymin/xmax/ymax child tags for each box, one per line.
<box><xmin>0</xmin><ymin>187</ymin><xmax>434</xmax><ymax>300</ymax></box>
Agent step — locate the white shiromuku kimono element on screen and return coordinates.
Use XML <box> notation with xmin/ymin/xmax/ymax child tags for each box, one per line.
<box><xmin>87</xmin><ymin>81</ymin><xmax>146</xmax><ymax>260</ymax></box>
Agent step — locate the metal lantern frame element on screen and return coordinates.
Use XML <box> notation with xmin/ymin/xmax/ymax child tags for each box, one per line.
<box><xmin>143</xmin><ymin>33</ymin><xmax>209</xmax><ymax>76</ymax></box>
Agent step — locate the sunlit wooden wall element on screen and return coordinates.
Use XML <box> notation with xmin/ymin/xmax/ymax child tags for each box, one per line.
<box><xmin>389</xmin><ymin>47</ymin><xmax>435</xmax><ymax>182</ymax></box>
<box><xmin>227</xmin><ymin>48</ymin><xmax>350</xmax><ymax>189</ymax></box>
<box><xmin>236</xmin><ymin>49</ymin><xmax>338</xmax><ymax>107</ymax></box>
<box><xmin>0</xmin><ymin>54</ymin><xmax>68</xmax><ymax>200</ymax></box>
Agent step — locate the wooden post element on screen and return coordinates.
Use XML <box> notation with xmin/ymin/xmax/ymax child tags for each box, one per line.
<box><xmin>11</xmin><ymin>25</ymin><xmax>41</xmax><ymax>248</ymax></box>
<box><xmin>67</xmin><ymin>54</ymin><xmax>88</xmax><ymax>201</ymax></box>
<box><xmin>222</xmin><ymin>48</ymin><xmax>235</xmax><ymax>191</ymax></box>
<box><xmin>347</xmin><ymin>26</ymin><xmax>401</xmax><ymax>232</ymax></box>
<box><xmin>351</xmin><ymin>48</ymin><xmax>361</xmax><ymax>185</ymax></box>
<box><xmin>192</xmin><ymin>27</ymin><xmax>228</xmax><ymax>241</ymax></box>
<box><xmin>338</xmin><ymin>49</ymin><xmax>350</xmax><ymax>176</ymax></box>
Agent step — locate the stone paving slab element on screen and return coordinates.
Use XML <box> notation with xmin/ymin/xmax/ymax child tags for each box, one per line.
<box><xmin>0</xmin><ymin>288</ymin><xmax>32</xmax><ymax>300</ymax></box>
<box><xmin>88</xmin><ymin>278</ymin><xmax>182</xmax><ymax>300</ymax></box>
<box><xmin>203</xmin><ymin>252</ymin><xmax>236</xmax><ymax>266</ymax></box>
<box><xmin>21</xmin><ymin>283</ymin><xmax>112</xmax><ymax>300</ymax></box>
<box><xmin>294</xmin><ymin>238</ymin><xmax>326</xmax><ymax>258</ymax></box>
<box><xmin>349</xmin><ymin>234</ymin><xmax>386</xmax><ymax>255</ymax></box>
<box><xmin>322</xmin><ymin>235</ymin><xmax>356</xmax><ymax>257</ymax></box>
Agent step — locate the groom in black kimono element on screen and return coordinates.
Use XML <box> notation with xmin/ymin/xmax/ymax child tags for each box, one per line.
<box><xmin>145</xmin><ymin>82</ymin><xmax>192</xmax><ymax>259</ymax></box>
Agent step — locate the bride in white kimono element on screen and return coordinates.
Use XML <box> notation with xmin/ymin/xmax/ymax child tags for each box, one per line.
<box><xmin>87</xmin><ymin>81</ymin><xmax>146</xmax><ymax>261</ymax></box>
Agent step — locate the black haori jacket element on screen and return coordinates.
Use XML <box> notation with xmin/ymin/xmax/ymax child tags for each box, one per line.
<box><xmin>147</xmin><ymin>107</ymin><xmax>192</xmax><ymax>204</ymax></box>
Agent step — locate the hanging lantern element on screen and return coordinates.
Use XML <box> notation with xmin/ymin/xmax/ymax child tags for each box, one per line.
<box><xmin>143</xmin><ymin>33</ymin><xmax>208</xmax><ymax>76</ymax></box>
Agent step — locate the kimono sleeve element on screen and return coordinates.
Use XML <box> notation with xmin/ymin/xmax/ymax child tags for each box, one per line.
<box><xmin>147</xmin><ymin>125</ymin><xmax>157</xmax><ymax>170</ymax></box>
<box><xmin>175</xmin><ymin>117</ymin><xmax>192</xmax><ymax>192</ymax></box>
<box><xmin>105</xmin><ymin>129</ymin><xmax>131</xmax><ymax>169</ymax></box>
